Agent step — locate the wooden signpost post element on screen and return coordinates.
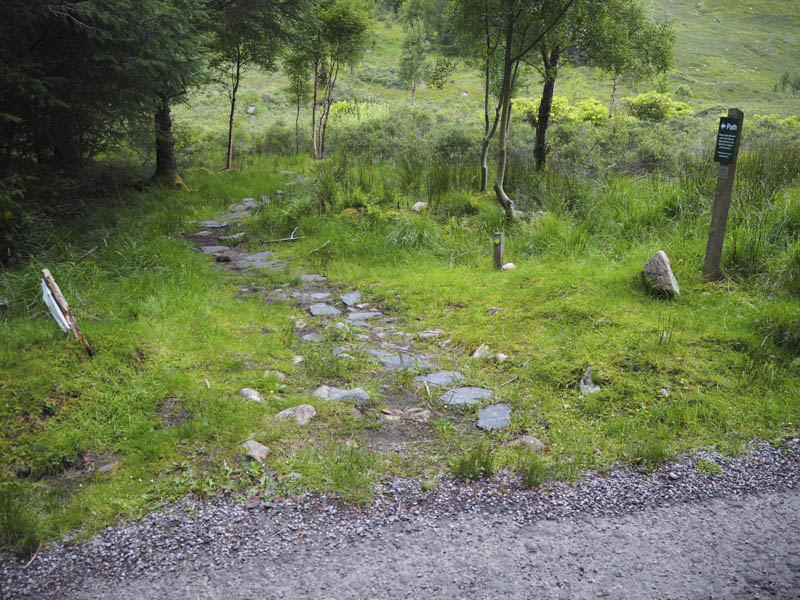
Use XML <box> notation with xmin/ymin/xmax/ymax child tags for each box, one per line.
<box><xmin>493</xmin><ymin>232</ymin><xmax>505</xmax><ymax>269</ymax></box>
<box><xmin>703</xmin><ymin>108</ymin><xmax>744</xmax><ymax>280</ymax></box>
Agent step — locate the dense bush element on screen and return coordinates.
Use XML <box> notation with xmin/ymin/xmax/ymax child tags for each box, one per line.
<box><xmin>626</xmin><ymin>92</ymin><xmax>692</xmax><ymax>121</ymax></box>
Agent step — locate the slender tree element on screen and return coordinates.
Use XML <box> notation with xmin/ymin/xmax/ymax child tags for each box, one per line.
<box><xmin>206</xmin><ymin>0</ymin><xmax>303</xmax><ymax>169</ymax></box>
<box><xmin>283</xmin><ymin>52</ymin><xmax>312</xmax><ymax>155</ymax></box>
<box><xmin>398</xmin><ymin>20</ymin><xmax>429</xmax><ymax>106</ymax></box>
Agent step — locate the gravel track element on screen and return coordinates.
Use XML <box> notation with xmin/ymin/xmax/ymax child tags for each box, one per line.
<box><xmin>3</xmin><ymin>440</ymin><xmax>800</xmax><ymax>599</ymax></box>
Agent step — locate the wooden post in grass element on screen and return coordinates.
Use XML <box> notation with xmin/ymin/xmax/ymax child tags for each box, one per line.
<box><xmin>703</xmin><ymin>108</ymin><xmax>744</xmax><ymax>280</ymax></box>
<box><xmin>42</xmin><ymin>269</ymin><xmax>94</xmax><ymax>356</ymax></box>
<box><xmin>493</xmin><ymin>232</ymin><xmax>505</xmax><ymax>270</ymax></box>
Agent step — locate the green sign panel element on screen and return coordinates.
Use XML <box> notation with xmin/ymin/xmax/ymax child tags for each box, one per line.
<box><xmin>713</xmin><ymin>116</ymin><xmax>741</xmax><ymax>164</ymax></box>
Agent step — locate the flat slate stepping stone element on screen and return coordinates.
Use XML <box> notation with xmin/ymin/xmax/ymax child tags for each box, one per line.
<box><xmin>440</xmin><ymin>386</ymin><xmax>493</xmax><ymax>406</ymax></box>
<box><xmin>381</xmin><ymin>354</ymin><xmax>437</xmax><ymax>371</ymax></box>
<box><xmin>309</xmin><ymin>303</ymin><xmax>341</xmax><ymax>317</ymax></box>
<box><xmin>235</xmin><ymin>259</ymin><xmax>279</xmax><ymax>269</ymax></box>
<box><xmin>340</xmin><ymin>291</ymin><xmax>362</xmax><ymax>306</ymax></box>
<box><xmin>220</xmin><ymin>232</ymin><xmax>247</xmax><ymax>241</ymax></box>
<box><xmin>200</xmin><ymin>245</ymin><xmax>228</xmax><ymax>254</ymax></box>
<box><xmin>309</xmin><ymin>292</ymin><xmax>331</xmax><ymax>300</ymax></box>
<box><xmin>478</xmin><ymin>403</ymin><xmax>511</xmax><ymax>430</ymax></box>
<box><xmin>347</xmin><ymin>311</ymin><xmax>383</xmax><ymax>321</ymax></box>
<box><xmin>301</xmin><ymin>274</ymin><xmax>327</xmax><ymax>283</ymax></box>
<box><xmin>302</xmin><ymin>333</ymin><xmax>322</xmax><ymax>343</ymax></box>
<box><xmin>312</xmin><ymin>385</ymin><xmax>370</xmax><ymax>404</ymax></box>
<box><xmin>364</xmin><ymin>348</ymin><xmax>391</xmax><ymax>359</ymax></box>
<box><xmin>197</xmin><ymin>220</ymin><xmax>229</xmax><ymax>229</ymax></box>
<box><xmin>415</xmin><ymin>371</ymin><xmax>463</xmax><ymax>386</ymax></box>
<box><xmin>243</xmin><ymin>251</ymin><xmax>275</xmax><ymax>261</ymax></box>
<box><xmin>231</xmin><ymin>197</ymin><xmax>256</xmax><ymax>211</ymax></box>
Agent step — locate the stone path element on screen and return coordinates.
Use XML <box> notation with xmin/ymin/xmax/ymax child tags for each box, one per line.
<box><xmin>185</xmin><ymin>194</ymin><xmax>513</xmax><ymax>455</ymax></box>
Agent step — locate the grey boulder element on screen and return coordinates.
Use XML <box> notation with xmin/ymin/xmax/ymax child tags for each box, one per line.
<box><xmin>642</xmin><ymin>250</ymin><xmax>680</xmax><ymax>297</ymax></box>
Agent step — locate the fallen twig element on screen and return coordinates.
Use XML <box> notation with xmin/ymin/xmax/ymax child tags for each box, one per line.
<box><xmin>499</xmin><ymin>358</ymin><xmax>531</xmax><ymax>388</ymax></box>
<box><xmin>75</xmin><ymin>246</ymin><xmax>98</xmax><ymax>264</ymax></box>
<box><xmin>24</xmin><ymin>540</ymin><xmax>43</xmax><ymax>568</ymax></box>
<box><xmin>263</xmin><ymin>228</ymin><xmax>304</xmax><ymax>243</ymax></box>
<box><xmin>307</xmin><ymin>239</ymin><xmax>331</xmax><ymax>255</ymax></box>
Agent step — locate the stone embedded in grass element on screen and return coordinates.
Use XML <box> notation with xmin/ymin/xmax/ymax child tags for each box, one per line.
<box><xmin>196</xmin><ymin>220</ymin><xmax>229</xmax><ymax>229</ymax></box>
<box><xmin>220</xmin><ymin>232</ymin><xmax>247</xmax><ymax>241</ymax></box>
<box><xmin>347</xmin><ymin>311</ymin><xmax>382</xmax><ymax>321</ymax></box>
<box><xmin>501</xmin><ymin>263</ymin><xmax>516</xmax><ymax>270</ymax></box>
<box><xmin>508</xmin><ymin>435</ymin><xmax>547</xmax><ymax>451</ymax></box>
<box><xmin>411</xmin><ymin>201</ymin><xmax>427</xmax><ymax>212</ymax></box>
<box><xmin>274</xmin><ymin>404</ymin><xmax>316</xmax><ymax>425</ymax></box>
<box><xmin>364</xmin><ymin>348</ymin><xmax>391</xmax><ymax>359</ymax></box>
<box><xmin>309</xmin><ymin>292</ymin><xmax>331</xmax><ymax>300</ymax></box>
<box><xmin>263</xmin><ymin>369</ymin><xmax>287</xmax><ymax>381</ymax></box>
<box><xmin>302</xmin><ymin>332</ymin><xmax>322</xmax><ymax>343</ymax></box>
<box><xmin>214</xmin><ymin>212</ymin><xmax>248</xmax><ymax>221</ymax></box>
<box><xmin>381</xmin><ymin>354</ymin><xmax>437</xmax><ymax>371</ymax></box>
<box><xmin>292</xmin><ymin>355</ymin><xmax>304</xmax><ymax>365</ymax></box>
<box><xmin>477</xmin><ymin>403</ymin><xmax>511</xmax><ymax>430</ymax></box>
<box><xmin>495</xmin><ymin>353</ymin><xmax>509</xmax><ymax>363</ymax></box>
<box><xmin>439</xmin><ymin>386</ymin><xmax>493</xmax><ymax>406</ymax></box>
<box><xmin>200</xmin><ymin>245</ymin><xmax>228</xmax><ymax>254</ymax></box>
<box><xmin>239</xmin><ymin>388</ymin><xmax>264</xmax><ymax>403</ymax></box>
<box><xmin>471</xmin><ymin>344</ymin><xmax>490</xmax><ymax>359</ymax></box>
<box><xmin>642</xmin><ymin>250</ymin><xmax>680</xmax><ymax>297</ymax></box>
<box><xmin>241</xmin><ymin>440</ymin><xmax>269</xmax><ymax>463</ymax></box>
<box><xmin>418</xmin><ymin>329</ymin><xmax>444</xmax><ymax>339</ymax></box>
<box><xmin>301</xmin><ymin>274</ymin><xmax>327</xmax><ymax>283</ymax></box>
<box><xmin>415</xmin><ymin>371</ymin><xmax>463</xmax><ymax>386</ymax></box>
<box><xmin>243</xmin><ymin>251</ymin><xmax>275</xmax><ymax>262</ymax></box>
<box><xmin>312</xmin><ymin>385</ymin><xmax>370</xmax><ymax>404</ymax></box>
<box><xmin>309</xmin><ymin>303</ymin><xmax>341</xmax><ymax>317</ymax></box>
<box><xmin>340</xmin><ymin>291</ymin><xmax>362</xmax><ymax>306</ymax></box>
<box><xmin>579</xmin><ymin>367</ymin><xmax>601</xmax><ymax>395</ymax></box>
<box><xmin>230</xmin><ymin>197</ymin><xmax>256</xmax><ymax>212</ymax></box>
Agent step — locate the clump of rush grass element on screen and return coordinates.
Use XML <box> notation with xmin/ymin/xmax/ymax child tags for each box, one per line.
<box><xmin>450</xmin><ymin>441</ymin><xmax>494</xmax><ymax>482</ymax></box>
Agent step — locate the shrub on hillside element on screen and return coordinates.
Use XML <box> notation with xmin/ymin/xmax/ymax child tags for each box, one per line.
<box><xmin>626</xmin><ymin>92</ymin><xmax>692</xmax><ymax>122</ymax></box>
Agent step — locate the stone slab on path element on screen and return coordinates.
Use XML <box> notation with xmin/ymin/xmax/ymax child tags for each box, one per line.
<box><xmin>308</xmin><ymin>292</ymin><xmax>331</xmax><ymax>300</ymax></box>
<box><xmin>340</xmin><ymin>292</ymin><xmax>362</xmax><ymax>306</ymax></box>
<box><xmin>309</xmin><ymin>303</ymin><xmax>341</xmax><ymax>317</ymax></box>
<box><xmin>196</xmin><ymin>221</ymin><xmax>229</xmax><ymax>229</ymax></box>
<box><xmin>380</xmin><ymin>354</ymin><xmax>437</xmax><ymax>372</ymax></box>
<box><xmin>214</xmin><ymin>212</ymin><xmax>249</xmax><ymax>221</ymax></box>
<box><xmin>440</xmin><ymin>386</ymin><xmax>493</xmax><ymax>406</ymax></box>
<box><xmin>347</xmin><ymin>311</ymin><xmax>383</xmax><ymax>321</ymax></box>
<box><xmin>414</xmin><ymin>371</ymin><xmax>464</xmax><ymax>386</ymax></box>
<box><xmin>312</xmin><ymin>385</ymin><xmax>370</xmax><ymax>404</ymax></box>
<box><xmin>477</xmin><ymin>403</ymin><xmax>511</xmax><ymax>430</ymax></box>
<box><xmin>418</xmin><ymin>329</ymin><xmax>444</xmax><ymax>339</ymax></box>
<box><xmin>301</xmin><ymin>274</ymin><xmax>327</xmax><ymax>283</ymax></box>
<box><xmin>201</xmin><ymin>246</ymin><xmax>228</xmax><ymax>254</ymax></box>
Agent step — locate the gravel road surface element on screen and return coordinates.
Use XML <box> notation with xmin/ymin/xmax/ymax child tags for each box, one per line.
<box><xmin>3</xmin><ymin>442</ymin><xmax>800</xmax><ymax>600</ymax></box>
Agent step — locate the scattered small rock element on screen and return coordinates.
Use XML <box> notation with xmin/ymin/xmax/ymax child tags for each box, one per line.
<box><xmin>300</xmin><ymin>274</ymin><xmax>327</xmax><ymax>283</ymax></box>
<box><xmin>495</xmin><ymin>353</ymin><xmax>509</xmax><ymax>363</ymax></box>
<box><xmin>380</xmin><ymin>354</ymin><xmax>437</xmax><ymax>371</ymax></box>
<box><xmin>309</xmin><ymin>303</ymin><xmax>341</xmax><ymax>317</ymax></box>
<box><xmin>292</xmin><ymin>355</ymin><xmax>304</xmax><ymax>365</ymax></box>
<box><xmin>508</xmin><ymin>436</ymin><xmax>547</xmax><ymax>452</ymax></box>
<box><xmin>659</xmin><ymin>387</ymin><xmax>670</xmax><ymax>397</ymax></box>
<box><xmin>263</xmin><ymin>370</ymin><xmax>287</xmax><ymax>381</ymax></box>
<box><xmin>308</xmin><ymin>292</ymin><xmax>331</xmax><ymax>300</ymax></box>
<box><xmin>246</xmin><ymin>103</ymin><xmax>256</xmax><ymax>116</ymax></box>
<box><xmin>293</xmin><ymin>319</ymin><xmax>307</xmax><ymax>330</ymax></box>
<box><xmin>487</xmin><ymin>307</ymin><xmax>500</xmax><ymax>316</ymax></box>
<box><xmin>301</xmin><ymin>333</ymin><xmax>322</xmax><ymax>343</ymax></box>
<box><xmin>669</xmin><ymin>472</ymin><xmax>680</xmax><ymax>481</ymax></box>
<box><xmin>97</xmin><ymin>461</ymin><xmax>121</xmax><ymax>474</ymax></box>
<box><xmin>477</xmin><ymin>403</ymin><xmax>511</xmax><ymax>430</ymax></box>
<box><xmin>231</xmin><ymin>198</ymin><xmax>256</xmax><ymax>212</ymax></box>
<box><xmin>239</xmin><ymin>388</ymin><xmax>264</xmax><ymax>403</ymax></box>
<box><xmin>471</xmin><ymin>344</ymin><xmax>490</xmax><ymax>359</ymax></box>
<box><xmin>439</xmin><ymin>386</ymin><xmax>492</xmax><ymax>406</ymax></box>
<box><xmin>340</xmin><ymin>292</ymin><xmax>362</xmax><ymax>306</ymax></box>
<box><xmin>501</xmin><ymin>263</ymin><xmax>516</xmax><ymax>271</ymax></box>
<box><xmin>220</xmin><ymin>232</ymin><xmax>247</xmax><ymax>241</ymax></box>
<box><xmin>411</xmin><ymin>201</ymin><xmax>427</xmax><ymax>213</ymax></box>
<box><xmin>642</xmin><ymin>250</ymin><xmax>680</xmax><ymax>297</ymax></box>
<box><xmin>274</xmin><ymin>404</ymin><xmax>316</xmax><ymax>425</ymax></box>
<box><xmin>579</xmin><ymin>367</ymin><xmax>601</xmax><ymax>395</ymax></box>
<box><xmin>241</xmin><ymin>440</ymin><xmax>269</xmax><ymax>463</ymax></box>
<box><xmin>312</xmin><ymin>385</ymin><xmax>370</xmax><ymax>404</ymax></box>
<box><xmin>196</xmin><ymin>221</ymin><xmax>229</xmax><ymax>229</ymax></box>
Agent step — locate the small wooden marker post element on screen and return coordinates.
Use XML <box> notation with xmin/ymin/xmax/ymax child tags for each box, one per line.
<box><xmin>703</xmin><ymin>108</ymin><xmax>744</xmax><ymax>280</ymax></box>
<box><xmin>41</xmin><ymin>269</ymin><xmax>94</xmax><ymax>356</ymax></box>
<box><xmin>493</xmin><ymin>232</ymin><xmax>505</xmax><ymax>270</ymax></box>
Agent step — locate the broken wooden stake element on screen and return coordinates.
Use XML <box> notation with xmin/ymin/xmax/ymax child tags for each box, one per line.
<box><xmin>493</xmin><ymin>232</ymin><xmax>505</xmax><ymax>270</ymax></box>
<box><xmin>41</xmin><ymin>269</ymin><xmax>94</xmax><ymax>356</ymax></box>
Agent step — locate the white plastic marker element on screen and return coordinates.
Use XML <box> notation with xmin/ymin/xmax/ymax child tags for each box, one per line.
<box><xmin>41</xmin><ymin>279</ymin><xmax>70</xmax><ymax>331</ymax></box>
